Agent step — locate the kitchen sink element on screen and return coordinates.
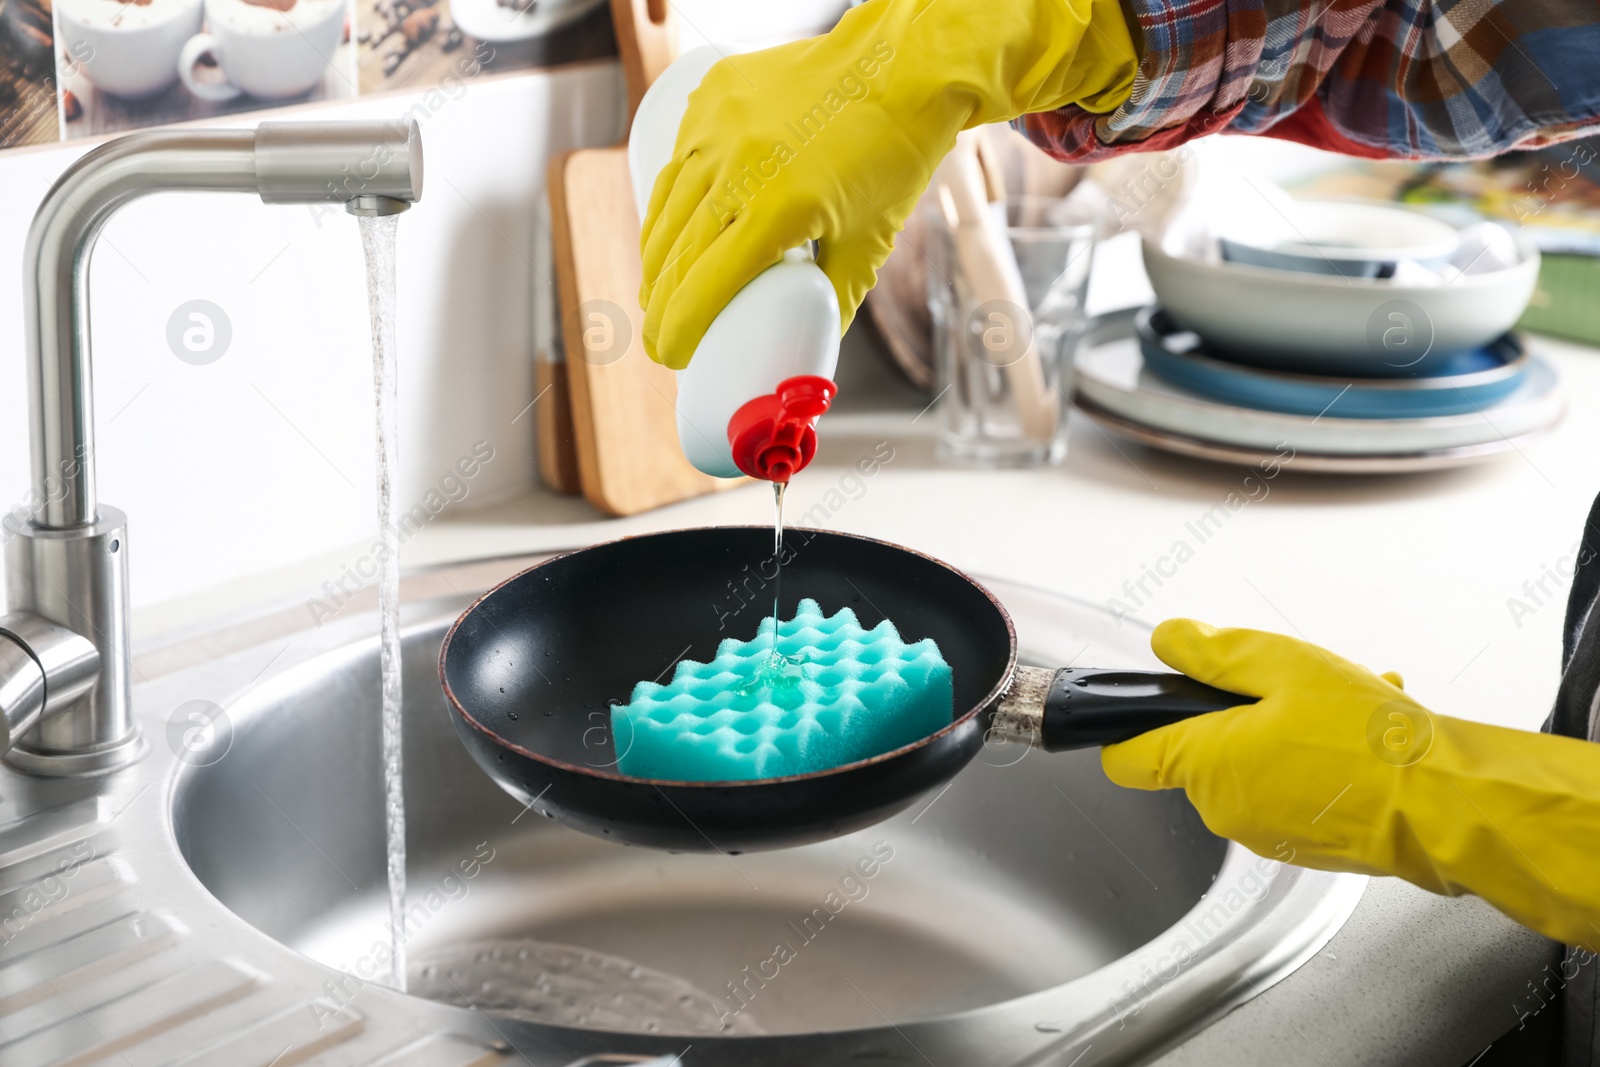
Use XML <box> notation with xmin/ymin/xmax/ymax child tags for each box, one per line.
<box><xmin>0</xmin><ymin>556</ymin><xmax>1363</xmax><ymax>1067</ymax></box>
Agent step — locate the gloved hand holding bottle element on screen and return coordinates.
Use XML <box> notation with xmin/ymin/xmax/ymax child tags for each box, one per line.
<box><xmin>1103</xmin><ymin>620</ymin><xmax>1600</xmax><ymax>951</ymax></box>
<box><xmin>636</xmin><ymin>0</ymin><xmax>1138</xmax><ymax>369</ymax></box>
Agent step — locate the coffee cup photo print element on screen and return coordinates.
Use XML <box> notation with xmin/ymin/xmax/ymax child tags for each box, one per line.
<box><xmin>53</xmin><ymin>0</ymin><xmax>358</xmax><ymax>136</ymax></box>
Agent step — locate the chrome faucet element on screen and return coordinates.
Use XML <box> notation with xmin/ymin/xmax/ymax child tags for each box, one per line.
<box><xmin>1</xmin><ymin>121</ymin><xmax>423</xmax><ymax>775</ymax></box>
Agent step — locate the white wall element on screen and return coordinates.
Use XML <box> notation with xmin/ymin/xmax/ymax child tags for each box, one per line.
<box><xmin>0</xmin><ymin>65</ymin><xmax>622</xmax><ymax>615</ymax></box>
<box><xmin>0</xmin><ymin>2</ymin><xmax>847</xmax><ymax>620</ymax></box>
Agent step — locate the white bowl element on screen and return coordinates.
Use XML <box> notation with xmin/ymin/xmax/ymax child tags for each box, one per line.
<box><xmin>1217</xmin><ymin>200</ymin><xmax>1461</xmax><ymax>278</ymax></box>
<box><xmin>1141</xmin><ymin>238</ymin><xmax>1540</xmax><ymax>376</ymax></box>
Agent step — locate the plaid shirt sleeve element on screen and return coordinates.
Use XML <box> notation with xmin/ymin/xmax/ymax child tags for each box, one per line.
<box><xmin>1017</xmin><ymin>0</ymin><xmax>1600</xmax><ymax>161</ymax></box>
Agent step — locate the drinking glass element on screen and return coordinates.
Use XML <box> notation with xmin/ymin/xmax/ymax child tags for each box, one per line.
<box><xmin>927</xmin><ymin>194</ymin><xmax>1101</xmax><ymax>466</ymax></box>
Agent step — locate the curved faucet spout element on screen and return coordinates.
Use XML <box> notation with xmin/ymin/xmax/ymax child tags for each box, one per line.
<box><xmin>25</xmin><ymin>120</ymin><xmax>422</xmax><ymax>530</ymax></box>
<box><xmin>6</xmin><ymin>120</ymin><xmax>422</xmax><ymax>775</ymax></box>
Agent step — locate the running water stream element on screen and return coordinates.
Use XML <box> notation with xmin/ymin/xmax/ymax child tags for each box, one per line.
<box><xmin>359</xmin><ymin>213</ymin><xmax>407</xmax><ymax>992</ymax></box>
<box><xmin>354</xmin><ymin>216</ymin><xmax>771</xmax><ymax>1019</ymax></box>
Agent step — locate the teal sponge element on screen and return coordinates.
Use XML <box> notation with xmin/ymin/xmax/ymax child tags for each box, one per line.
<box><xmin>613</xmin><ymin>599</ymin><xmax>954</xmax><ymax>781</ymax></box>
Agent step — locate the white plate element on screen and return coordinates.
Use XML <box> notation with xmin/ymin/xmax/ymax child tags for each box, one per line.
<box><xmin>1072</xmin><ymin>396</ymin><xmax>1556</xmax><ymax>473</ymax></box>
<box><xmin>450</xmin><ymin>0</ymin><xmax>603</xmax><ymax>42</ymax></box>
<box><xmin>1074</xmin><ymin>336</ymin><xmax>1564</xmax><ymax>456</ymax></box>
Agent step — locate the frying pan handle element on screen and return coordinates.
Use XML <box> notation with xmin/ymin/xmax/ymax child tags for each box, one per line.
<box><xmin>992</xmin><ymin>665</ymin><xmax>1253</xmax><ymax>752</ymax></box>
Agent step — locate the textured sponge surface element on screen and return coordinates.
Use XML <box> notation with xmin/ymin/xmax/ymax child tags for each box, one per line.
<box><xmin>613</xmin><ymin>599</ymin><xmax>954</xmax><ymax>781</ymax></box>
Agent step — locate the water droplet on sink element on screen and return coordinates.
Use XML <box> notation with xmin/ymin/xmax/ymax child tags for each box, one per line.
<box><xmin>1035</xmin><ymin>1022</ymin><xmax>1063</xmax><ymax>1033</ymax></box>
<box><xmin>508</xmin><ymin>712</ymin><xmax>520</xmax><ymax>720</ymax></box>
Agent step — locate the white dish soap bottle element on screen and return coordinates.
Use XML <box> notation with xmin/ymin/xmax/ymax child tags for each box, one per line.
<box><xmin>628</xmin><ymin>45</ymin><xmax>840</xmax><ymax>482</ymax></box>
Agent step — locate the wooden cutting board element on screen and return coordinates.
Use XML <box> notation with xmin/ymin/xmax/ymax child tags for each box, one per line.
<box><xmin>542</xmin><ymin>0</ymin><xmax>741</xmax><ymax>515</ymax></box>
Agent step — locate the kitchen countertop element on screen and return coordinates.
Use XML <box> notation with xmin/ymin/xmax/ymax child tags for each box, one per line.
<box><xmin>132</xmin><ymin>308</ymin><xmax>1598</xmax><ymax>1063</ymax></box>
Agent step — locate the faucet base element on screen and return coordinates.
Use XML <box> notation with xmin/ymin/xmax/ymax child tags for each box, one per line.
<box><xmin>4</xmin><ymin>726</ymin><xmax>147</xmax><ymax>776</ymax></box>
<box><xmin>4</xmin><ymin>506</ymin><xmax>137</xmax><ymax>768</ymax></box>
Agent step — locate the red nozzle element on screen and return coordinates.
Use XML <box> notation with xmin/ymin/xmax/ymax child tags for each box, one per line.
<box><xmin>726</xmin><ymin>375</ymin><xmax>838</xmax><ymax>483</ymax></box>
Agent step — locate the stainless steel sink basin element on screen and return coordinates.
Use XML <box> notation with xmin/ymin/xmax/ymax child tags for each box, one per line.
<box><xmin>0</xmin><ymin>556</ymin><xmax>1363</xmax><ymax>1067</ymax></box>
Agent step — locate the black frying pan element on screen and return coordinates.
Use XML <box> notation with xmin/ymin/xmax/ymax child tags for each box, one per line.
<box><xmin>439</xmin><ymin>527</ymin><xmax>1249</xmax><ymax>853</ymax></box>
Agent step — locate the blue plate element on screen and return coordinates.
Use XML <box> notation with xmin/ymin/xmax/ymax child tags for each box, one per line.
<box><xmin>1136</xmin><ymin>307</ymin><xmax>1529</xmax><ymax>419</ymax></box>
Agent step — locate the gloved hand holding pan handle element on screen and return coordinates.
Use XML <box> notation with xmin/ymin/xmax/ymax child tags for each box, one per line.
<box><xmin>1105</xmin><ymin>619</ymin><xmax>1600</xmax><ymax>954</ymax></box>
<box><xmin>995</xmin><ymin>620</ymin><xmax>1600</xmax><ymax>954</ymax></box>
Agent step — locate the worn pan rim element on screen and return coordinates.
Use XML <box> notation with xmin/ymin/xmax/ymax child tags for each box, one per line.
<box><xmin>438</xmin><ymin>525</ymin><xmax>1019</xmax><ymax>789</ymax></box>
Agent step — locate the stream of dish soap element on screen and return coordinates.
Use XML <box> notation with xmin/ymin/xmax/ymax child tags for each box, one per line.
<box><xmin>360</xmin><ymin>213</ymin><xmax>407</xmax><ymax>992</ymax></box>
<box><xmin>737</xmin><ymin>481</ymin><xmax>803</xmax><ymax>697</ymax></box>
<box><xmin>772</xmin><ymin>479</ymin><xmax>785</xmax><ymax>642</ymax></box>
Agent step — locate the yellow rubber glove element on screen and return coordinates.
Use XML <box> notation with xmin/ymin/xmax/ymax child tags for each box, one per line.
<box><xmin>1103</xmin><ymin>620</ymin><xmax>1600</xmax><ymax>951</ymax></box>
<box><xmin>637</xmin><ymin>0</ymin><xmax>1138</xmax><ymax>368</ymax></box>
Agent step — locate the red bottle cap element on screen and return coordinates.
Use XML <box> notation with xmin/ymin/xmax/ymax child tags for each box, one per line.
<box><xmin>726</xmin><ymin>375</ymin><xmax>838</xmax><ymax>483</ymax></box>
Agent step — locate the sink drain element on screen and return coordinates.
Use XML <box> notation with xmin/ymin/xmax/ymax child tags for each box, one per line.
<box><xmin>409</xmin><ymin>939</ymin><xmax>766</xmax><ymax>1036</ymax></box>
